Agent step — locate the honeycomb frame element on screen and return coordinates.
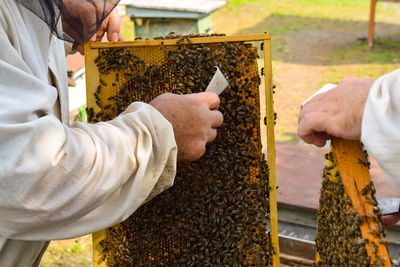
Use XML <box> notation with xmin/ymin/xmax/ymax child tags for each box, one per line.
<box><xmin>83</xmin><ymin>33</ymin><xmax>279</xmax><ymax>266</ymax></box>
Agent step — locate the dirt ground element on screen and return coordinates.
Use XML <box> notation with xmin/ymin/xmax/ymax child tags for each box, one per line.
<box><xmin>272</xmin><ymin>29</ymin><xmax>362</xmax><ymax>142</ymax></box>
<box><xmin>268</xmin><ymin>26</ymin><xmax>400</xmax><ymax>142</ymax></box>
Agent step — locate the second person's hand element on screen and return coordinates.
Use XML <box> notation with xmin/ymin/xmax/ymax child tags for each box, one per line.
<box><xmin>297</xmin><ymin>77</ymin><xmax>374</xmax><ymax>147</ymax></box>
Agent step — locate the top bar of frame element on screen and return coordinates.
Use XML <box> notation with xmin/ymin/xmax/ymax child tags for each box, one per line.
<box><xmin>89</xmin><ymin>33</ymin><xmax>271</xmax><ymax>48</ymax></box>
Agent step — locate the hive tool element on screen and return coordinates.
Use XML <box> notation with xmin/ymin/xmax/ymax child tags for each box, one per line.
<box><xmin>205</xmin><ymin>66</ymin><xmax>229</xmax><ymax>96</ymax></box>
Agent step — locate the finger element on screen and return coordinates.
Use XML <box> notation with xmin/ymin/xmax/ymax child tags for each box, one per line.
<box><xmin>298</xmin><ymin>103</ymin><xmax>312</xmax><ymax>125</ymax></box>
<box><xmin>298</xmin><ymin>112</ymin><xmax>328</xmax><ymax>138</ymax></box>
<box><xmin>209</xmin><ymin>110</ymin><xmax>224</xmax><ymax>128</ymax></box>
<box><xmin>298</xmin><ymin>99</ymin><xmax>322</xmax><ymax>124</ymax></box>
<box><xmin>299</xmin><ymin>132</ymin><xmax>328</xmax><ymax>147</ymax></box>
<box><xmin>106</xmin><ymin>9</ymin><xmax>121</xmax><ymax>42</ymax></box>
<box><xmin>91</xmin><ymin>1</ymin><xmax>115</xmax><ymax>41</ymax></box>
<box><xmin>298</xmin><ymin>91</ymin><xmax>330</xmax><ymax>123</ymax></box>
<box><xmin>93</xmin><ymin>28</ymin><xmax>106</xmax><ymax>42</ymax></box>
<box><xmin>382</xmin><ymin>213</ymin><xmax>400</xmax><ymax>227</ymax></box>
<box><xmin>316</xmin><ymin>132</ymin><xmax>330</xmax><ymax>142</ymax></box>
<box><xmin>312</xmin><ymin>132</ymin><xmax>330</xmax><ymax>147</ymax></box>
<box><xmin>298</xmin><ymin>112</ymin><xmax>330</xmax><ymax>145</ymax></box>
<box><xmin>207</xmin><ymin>128</ymin><xmax>218</xmax><ymax>142</ymax></box>
<box><xmin>202</xmin><ymin>92</ymin><xmax>220</xmax><ymax>110</ymax></box>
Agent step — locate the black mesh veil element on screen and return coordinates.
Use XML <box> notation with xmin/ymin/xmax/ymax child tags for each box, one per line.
<box><xmin>16</xmin><ymin>0</ymin><xmax>120</xmax><ymax>45</ymax></box>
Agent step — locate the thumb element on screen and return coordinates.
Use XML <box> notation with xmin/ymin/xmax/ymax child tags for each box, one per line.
<box><xmin>106</xmin><ymin>9</ymin><xmax>121</xmax><ymax>42</ymax></box>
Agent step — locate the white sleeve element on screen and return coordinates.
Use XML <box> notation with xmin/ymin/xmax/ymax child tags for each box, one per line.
<box><xmin>0</xmin><ymin>25</ymin><xmax>177</xmax><ymax>241</ymax></box>
<box><xmin>361</xmin><ymin>68</ymin><xmax>400</xmax><ymax>196</ymax></box>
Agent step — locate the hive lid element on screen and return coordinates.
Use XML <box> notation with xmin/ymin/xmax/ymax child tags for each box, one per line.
<box><xmin>120</xmin><ymin>0</ymin><xmax>226</xmax><ymax>14</ymax></box>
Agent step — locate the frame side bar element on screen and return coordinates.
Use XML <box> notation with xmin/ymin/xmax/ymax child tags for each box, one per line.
<box><xmin>264</xmin><ymin>39</ymin><xmax>280</xmax><ymax>266</ymax></box>
<box><xmin>84</xmin><ymin>42</ymin><xmax>109</xmax><ymax>267</ymax></box>
<box><xmin>332</xmin><ymin>138</ymin><xmax>391</xmax><ymax>266</ymax></box>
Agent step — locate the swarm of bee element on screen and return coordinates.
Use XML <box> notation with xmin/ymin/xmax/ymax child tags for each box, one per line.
<box><xmin>315</xmin><ymin>148</ymin><xmax>388</xmax><ymax>266</ymax></box>
<box><xmin>90</xmin><ymin>34</ymin><xmax>273</xmax><ymax>265</ymax></box>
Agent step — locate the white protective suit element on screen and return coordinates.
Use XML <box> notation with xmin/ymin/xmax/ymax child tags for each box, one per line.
<box><xmin>0</xmin><ymin>0</ymin><xmax>177</xmax><ymax>266</ymax></box>
<box><xmin>362</xmin><ymin>68</ymin><xmax>400</xmax><ymax>197</ymax></box>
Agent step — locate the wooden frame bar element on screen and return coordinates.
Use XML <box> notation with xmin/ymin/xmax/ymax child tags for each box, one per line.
<box><xmin>329</xmin><ymin>138</ymin><xmax>391</xmax><ymax>266</ymax></box>
<box><xmin>88</xmin><ymin>33</ymin><xmax>271</xmax><ymax>48</ymax></box>
<box><xmin>264</xmin><ymin>39</ymin><xmax>280</xmax><ymax>267</ymax></box>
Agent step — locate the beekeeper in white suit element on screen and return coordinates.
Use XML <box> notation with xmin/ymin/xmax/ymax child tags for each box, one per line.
<box><xmin>298</xmin><ymin>73</ymin><xmax>400</xmax><ymax>227</ymax></box>
<box><xmin>0</xmin><ymin>0</ymin><xmax>223</xmax><ymax>266</ymax></box>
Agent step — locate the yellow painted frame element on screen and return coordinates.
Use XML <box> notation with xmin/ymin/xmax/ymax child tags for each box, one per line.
<box><xmin>315</xmin><ymin>138</ymin><xmax>391</xmax><ymax>266</ymax></box>
<box><xmin>84</xmin><ymin>33</ymin><xmax>279</xmax><ymax>266</ymax></box>
<box><xmin>328</xmin><ymin>138</ymin><xmax>391</xmax><ymax>266</ymax></box>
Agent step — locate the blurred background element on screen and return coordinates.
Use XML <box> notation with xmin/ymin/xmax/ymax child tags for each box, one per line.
<box><xmin>44</xmin><ymin>0</ymin><xmax>400</xmax><ymax>265</ymax></box>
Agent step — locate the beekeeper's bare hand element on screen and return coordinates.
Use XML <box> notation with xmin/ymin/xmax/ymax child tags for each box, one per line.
<box><xmin>89</xmin><ymin>8</ymin><xmax>125</xmax><ymax>43</ymax></box>
<box><xmin>150</xmin><ymin>92</ymin><xmax>223</xmax><ymax>161</ymax></box>
<box><xmin>61</xmin><ymin>0</ymin><xmax>125</xmax><ymax>54</ymax></box>
<box><xmin>298</xmin><ymin>77</ymin><xmax>374</xmax><ymax>147</ymax></box>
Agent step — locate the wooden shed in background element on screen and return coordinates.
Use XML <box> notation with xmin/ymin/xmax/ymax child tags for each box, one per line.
<box><xmin>119</xmin><ymin>0</ymin><xmax>226</xmax><ymax>38</ymax></box>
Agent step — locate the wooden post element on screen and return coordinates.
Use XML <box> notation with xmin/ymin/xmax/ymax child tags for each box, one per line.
<box><xmin>368</xmin><ymin>0</ymin><xmax>377</xmax><ymax>47</ymax></box>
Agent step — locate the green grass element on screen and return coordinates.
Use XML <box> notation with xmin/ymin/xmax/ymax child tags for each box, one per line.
<box><xmin>230</xmin><ymin>0</ymin><xmax>260</xmax><ymax>4</ymax></box>
<box><xmin>215</xmin><ymin>0</ymin><xmax>377</xmax><ymax>40</ymax></box>
<box><xmin>224</xmin><ymin>0</ymin><xmax>373</xmax><ymax>18</ymax></box>
<box><xmin>228</xmin><ymin>0</ymin><xmax>372</xmax><ymax>7</ymax></box>
<box><xmin>277</xmin><ymin>127</ymin><xmax>300</xmax><ymax>143</ymax></box>
<box><xmin>320</xmin><ymin>36</ymin><xmax>400</xmax><ymax>84</ymax></box>
<box><xmin>217</xmin><ymin>0</ymin><xmax>400</xmax><ymax>37</ymax></box>
<box><xmin>322</xmin><ymin>63</ymin><xmax>400</xmax><ymax>86</ymax></box>
<box><xmin>291</xmin><ymin>0</ymin><xmax>370</xmax><ymax>7</ymax></box>
<box><xmin>331</xmin><ymin>37</ymin><xmax>400</xmax><ymax>64</ymax></box>
<box><xmin>41</xmin><ymin>236</ymin><xmax>92</xmax><ymax>267</ymax></box>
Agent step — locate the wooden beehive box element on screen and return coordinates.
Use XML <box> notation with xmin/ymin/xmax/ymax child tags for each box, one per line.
<box><xmin>84</xmin><ymin>33</ymin><xmax>280</xmax><ymax>266</ymax></box>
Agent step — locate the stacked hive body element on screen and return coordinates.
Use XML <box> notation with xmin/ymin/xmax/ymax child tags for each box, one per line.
<box><xmin>315</xmin><ymin>138</ymin><xmax>391</xmax><ymax>266</ymax></box>
<box><xmin>84</xmin><ymin>34</ymin><xmax>279</xmax><ymax>266</ymax></box>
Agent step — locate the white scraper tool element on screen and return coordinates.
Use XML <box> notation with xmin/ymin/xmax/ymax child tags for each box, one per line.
<box><xmin>378</xmin><ymin>198</ymin><xmax>400</xmax><ymax>216</ymax></box>
<box><xmin>205</xmin><ymin>66</ymin><xmax>229</xmax><ymax>95</ymax></box>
